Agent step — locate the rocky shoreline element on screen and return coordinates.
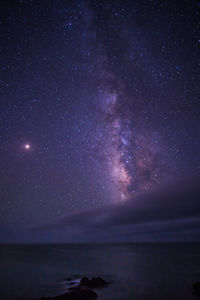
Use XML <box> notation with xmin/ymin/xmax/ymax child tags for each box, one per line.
<box><xmin>39</xmin><ymin>276</ymin><xmax>110</xmax><ymax>300</ymax></box>
<box><xmin>193</xmin><ymin>281</ymin><xmax>200</xmax><ymax>296</ymax></box>
<box><xmin>39</xmin><ymin>277</ymin><xmax>200</xmax><ymax>299</ymax></box>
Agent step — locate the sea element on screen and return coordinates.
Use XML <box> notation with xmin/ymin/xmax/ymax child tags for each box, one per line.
<box><xmin>0</xmin><ymin>243</ymin><xmax>200</xmax><ymax>300</ymax></box>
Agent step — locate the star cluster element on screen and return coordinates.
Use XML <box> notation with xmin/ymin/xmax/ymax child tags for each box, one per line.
<box><xmin>0</xmin><ymin>0</ymin><xmax>200</xmax><ymax>234</ymax></box>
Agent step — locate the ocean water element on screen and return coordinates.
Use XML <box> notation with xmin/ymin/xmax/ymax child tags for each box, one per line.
<box><xmin>0</xmin><ymin>243</ymin><xmax>200</xmax><ymax>300</ymax></box>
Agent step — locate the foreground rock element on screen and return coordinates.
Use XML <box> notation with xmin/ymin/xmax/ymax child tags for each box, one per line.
<box><xmin>80</xmin><ymin>277</ymin><xmax>109</xmax><ymax>288</ymax></box>
<box><xmin>39</xmin><ymin>276</ymin><xmax>110</xmax><ymax>300</ymax></box>
<box><xmin>193</xmin><ymin>282</ymin><xmax>200</xmax><ymax>296</ymax></box>
<box><xmin>40</xmin><ymin>289</ymin><xmax>97</xmax><ymax>300</ymax></box>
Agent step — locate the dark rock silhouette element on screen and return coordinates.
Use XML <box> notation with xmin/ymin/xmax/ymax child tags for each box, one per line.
<box><xmin>80</xmin><ymin>276</ymin><xmax>109</xmax><ymax>288</ymax></box>
<box><xmin>80</xmin><ymin>277</ymin><xmax>90</xmax><ymax>286</ymax></box>
<box><xmin>40</xmin><ymin>289</ymin><xmax>97</xmax><ymax>300</ymax></box>
<box><xmin>193</xmin><ymin>281</ymin><xmax>200</xmax><ymax>295</ymax></box>
<box><xmin>39</xmin><ymin>276</ymin><xmax>110</xmax><ymax>299</ymax></box>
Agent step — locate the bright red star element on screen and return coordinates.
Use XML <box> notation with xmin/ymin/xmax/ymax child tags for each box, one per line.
<box><xmin>24</xmin><ymin>144</ymin><xmax>31</xmax><ymax>150</ymax></box>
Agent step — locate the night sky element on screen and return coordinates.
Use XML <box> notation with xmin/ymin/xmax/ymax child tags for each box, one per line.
<box><xmin>0</xmin><ymin>0</ymin><xmax>200</xmax><ymax>242</ymax></box>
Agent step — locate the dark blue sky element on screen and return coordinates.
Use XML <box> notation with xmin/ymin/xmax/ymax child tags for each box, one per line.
<box><xmin>0</xmin><ymin>0</ymin><xmax>200</xmax><ymax>242</ymax></box>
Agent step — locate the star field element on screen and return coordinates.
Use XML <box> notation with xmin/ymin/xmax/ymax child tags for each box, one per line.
<box><xmin>0</xmin><ymin>0</ymin><xmax>200</xmax><ymax>235</ymax></box>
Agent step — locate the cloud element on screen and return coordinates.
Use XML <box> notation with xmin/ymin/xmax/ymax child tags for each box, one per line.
<box><xmin>33</xmin><ymin>174</ymin><xmax>200</xmax><ymax>242</ymax></box>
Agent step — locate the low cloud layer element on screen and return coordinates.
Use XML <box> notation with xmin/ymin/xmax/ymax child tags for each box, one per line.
<box><xmin>31</xmin><ymin>175</ymin><xmax>200</xmax><ymax>243</ymax></box>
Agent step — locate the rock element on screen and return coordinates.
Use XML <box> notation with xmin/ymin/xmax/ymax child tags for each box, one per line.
<box><xmin>80</xmin><ymin>276</ymin><xmax>109</xmax><ymax>288</ymax></box>
<box><xmin>68</xmin><ymin>286</ymin><xmax>82</xmax><ymax>292</ymax></box>
<box><xmin>40</xmin><ymin>289</ymin><xmax>97</xmax><ymax>300</ymax></box>
<box><xmin>69</xmin><ymin>289</ymin><xmax>97</xmax><ymax>300</ymax></box>
<box><xmin>68</xmin><ymin>287</ymin><xmax>80</xmax><ymax>291</ymax></box>
<box><xmin>91</xmin><ymin>277</ymin><xmax>109</xmax><ymax>287</ymax></box>
<box><xmin>193</xmin><ymin>281</ymin><xmax>200</xmax><ymax>295</ymax></box>
<box><xmin>40</xmin><ymin>275</ymin><xmax>110</xmax><ymax>300</ymax></box>
<box><xmin>80</xmin><ymin>277</ymin><xmax>90</xmax><ymax>286</ymax></box>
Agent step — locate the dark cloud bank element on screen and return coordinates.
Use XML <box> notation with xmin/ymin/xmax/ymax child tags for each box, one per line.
<box><xmin>29</xmin><ymin>174</ymin><xmax>200</xmax><ymax>243</ymax></box>
<box><xmin>1</xmin><ymin>174</ymin><xmax>199</xmax><ymax>243</ymax></box>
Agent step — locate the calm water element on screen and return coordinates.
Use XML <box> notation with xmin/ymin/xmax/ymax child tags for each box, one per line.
<box><xmin>0</xmin><ymin>243</ymin><xmax>200</xmax><ymax>300</ymax></box>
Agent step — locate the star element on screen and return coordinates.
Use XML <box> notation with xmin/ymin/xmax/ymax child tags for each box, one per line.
<box><xmin>24</xmin><ymin>144</ymin><xmax>31</xmax><ymax>150</ymax></box>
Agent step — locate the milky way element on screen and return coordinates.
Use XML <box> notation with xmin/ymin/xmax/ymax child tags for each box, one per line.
<box><xmin>73</xmin><ymin>4</ymin><xmax>173</xmax><ymax>203</ymax></box>
<box><xmin>99</xmin><ymin>91</ymin><xmax>131</xmax><ymax>201</ymax></box>
<box><xmin>98</xmin><ymin>87</ymin><xmax>169</xmax><ymax>202</ymax></box>
<box><xmin>94</xmin><ymin>46</ymin><xmax>170</xmax><ymax>202</ymax></box>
